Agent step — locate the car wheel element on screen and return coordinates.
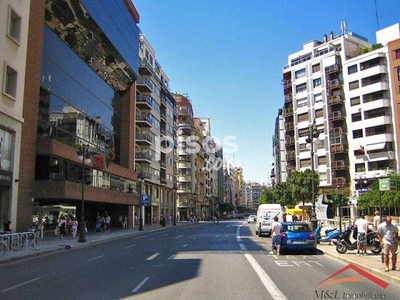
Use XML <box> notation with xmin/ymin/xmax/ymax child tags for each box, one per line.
<box><xmin>310</xmin><ymin>248</ymin><xmax>317</xmax><ymax>255</ymax></box>
<box><xmin>258</xmin><ymin>230</ymin><xmax>262</xmax><ymax>237</ymax></box>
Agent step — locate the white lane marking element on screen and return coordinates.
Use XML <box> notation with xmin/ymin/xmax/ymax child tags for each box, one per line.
<box><xmin>88</xmin><ymin>255</ymin><xmax>104</xmax><ymax>262</ymax></box>
<box><xmin>147</xmin><ymin>238</ymin><xmax>154</xmax><ymax>241</ymax></box>
<box><xmin>245</xmin><ymin>254</ymin><xmax>288</xmax><ymax>300</ymax></box>
<box><xmin>193</xmin><ymin>237</ymin><xmax>197</xmax><ymax>240</ymax></box>
<box><xmin>132</xmin><ymin>277</ymin><xmax>150</xmax><ymax>293</ymax></box>
<box><xmin>163</xmin><ymin>234</ymin><xmax>169</xmax><ymax>236</ymax></box>
<box><xmin>167</xmin><ymin>255</ymin><xmax>175</xmax><ymax>260</ymax></box>
<box><xmin>183</xmin><ymin>244</ymin><xmax>188</xmax><ymax>247</ymax></box>
<box><xmin>3</xmin><ymin>277</ymin><xmax>40</xmax><ymax>292</ymax></box>
<box><xmin>175</xmin><ymin>235</ymin><xmax>183</xmax><ymax>239</ymax></box>
<box><xmin>239</xmin><ymin>243</ymin><xmax>247</xmax><ymax>251</ymax></box>
<box><xmin>125</xmin><ymin>244</ymin><xmax>136</xmax><ymax>249</ymax></box>
<box><xmin>146</xmin><ymin>253</ymin><xmax>160</xmax><ymax>260</ymax></box>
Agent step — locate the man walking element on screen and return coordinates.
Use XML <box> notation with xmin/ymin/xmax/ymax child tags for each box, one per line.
<box><xmin>377</xmin><ymin>216</ymin><xmax>399</xmax><ymax>272</ymax></box>
<box><xmin>354</xmin><ymin>213</ymin><xmax>368</xmax><ymax>256</ymax></box>
<box><xmin>269</xmin><ymin>216</ymin><xmax>282</xmax><ymax>255</ymax></box>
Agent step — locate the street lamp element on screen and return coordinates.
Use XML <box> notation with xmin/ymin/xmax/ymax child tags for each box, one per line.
<box><xmin>77</xmin><ymin>144</ymin><xmax>91</xmax><ymax>243</ymax></box>
<box><xmin>305</xmin><ymin>120</ymin><xmax>320</xmax><ymax>232</ymax></box>
<box><xmin>173</xmin><ymin>179</ymin><xmax>177</xmax><ymax>226</ymax></box>
<box><xmin>137</xmin><ymin>171</ymin><xmax>145</xmax><ymax>231</ymax></box>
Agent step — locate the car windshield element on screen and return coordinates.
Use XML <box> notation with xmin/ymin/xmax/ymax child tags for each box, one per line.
<box><xmin>283</xmin><ymin>224</ymin><xmax>311</xmax><ymax>232</ymax></box>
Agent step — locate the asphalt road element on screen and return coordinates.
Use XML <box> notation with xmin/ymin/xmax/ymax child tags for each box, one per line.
<box><xmin>1</xmin><ymin>221</ymin><xmax>400</xmax><ymax>300</ymax></box>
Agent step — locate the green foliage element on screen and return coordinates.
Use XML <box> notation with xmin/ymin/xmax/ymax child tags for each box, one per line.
<box><xmin>358</xmin><ymin>174</ymin><xmax>400</xmax><ymax>210</ymax></box>
<box><xmin>219</xmin><ymin>202</ymin><xmax>234</xmax><ymax>214</ymax></box>
<box><xmin>258</xmin><ymin>187</ymin><xmax>274</xmax><ymax>205</ymax></box>
<box><xmin>288</xmin><ymin>169</ymin><xmax>319</xmax><ymax>204</ymax></box>
<box><xmin>272</xmin><ymin>182</ymin><xmax>296</xmax><ymax>208</ymax></box>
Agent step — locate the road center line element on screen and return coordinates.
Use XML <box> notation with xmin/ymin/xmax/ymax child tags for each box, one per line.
<box><xmin>175</xmin><ymin>235</ymin><xmax>183</xmax><ymax>239</ymax></box>
<box><xmin>167</xmin><ymin>255</ymin><xmax>175</xmax><ymax>260</ymax></box>
<box><xmin>132</xmin><ymin>277</ymin><xmax>150</xmax><ymax>293</ymax></box>
<box><xmin>125</xmin><ymin>244</ymin><xmax>136</xmax><ymax>249</ymax></box>
<box><xmin>183</xmin><ymin>244</ymin><xmax>188</xmax><ymax>247</ymax></box>
<box><xmin>88</xmin><ymin>255</ymin><xmax>104</xmax><ymax>262</ymax></box>
<box><xmin>3</xmin><ymin>277</ymin><xmax>40</xmax><ymax>292</ymax></box>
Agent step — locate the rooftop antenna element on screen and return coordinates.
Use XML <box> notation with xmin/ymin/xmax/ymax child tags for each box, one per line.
<box><xmin>341</xmin><ymin>0</ymin><xmax>348</xmax><ymax>35</ymax></box>
<box><xmin>374</xmin><ymin>0</ymin><xmax>380</xmax><ymax>30</ymax></box>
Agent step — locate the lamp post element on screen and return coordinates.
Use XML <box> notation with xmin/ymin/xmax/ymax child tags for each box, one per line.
<box><xmin>137</xmin><ymin>172</ymin><xmax>145</xmax><ymax>231</ymax></box>
<box><xmin>192</xmin><ymin>192</ymin><xmax>197</xmax><ymax>219</ymax></box>
<box><xmin>77</xmin><ymin>144</ymin><xmax>91</xmax><ymax>243</ymax></box>
<box><xmin>173</xmin><ymin>180</ymin><xmax>177</xmax><ymax>226</ymax></box>
<box><xmin>305</xmin><ymin>120</ymin><xmax>320</xmax><ymax>232</ymax></box>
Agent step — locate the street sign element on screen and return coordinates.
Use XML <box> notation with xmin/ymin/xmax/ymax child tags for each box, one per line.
<box><xmin>379</xmin><ymin>179</ymin><xmax>397</xmax><ymax>191</ymax></box>
<box><xmin>141</xmin><ymin>194</ymin><xmax>151</xmax><ymax>206</ymax></box>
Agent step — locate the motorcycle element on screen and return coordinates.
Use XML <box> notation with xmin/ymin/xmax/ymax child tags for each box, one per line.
<box><xmin>335</xmin><ymin>225</ymin><xmax>381</xmax><ymax>255</ymax></box>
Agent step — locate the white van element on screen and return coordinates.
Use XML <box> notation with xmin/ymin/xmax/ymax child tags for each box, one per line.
<box><xmin>255</xmin><ymin>204</ymin><xmax>283</xmax><ymax>237</ymax></box>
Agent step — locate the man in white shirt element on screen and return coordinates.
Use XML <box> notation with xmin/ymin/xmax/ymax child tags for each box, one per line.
<box><xmin>354</xmin><ymin>213</ymin><xmax>368</xmax><ymax>256</ymax></box>
<box><xmin>270</xmin><ymin>216</ymin><xmax>282</xmax><ymax>255</ymax></box>
<box><xmin>377</xmin><ymin>216</ymin><xmax>399</xmax><ymax>272</ymax></box>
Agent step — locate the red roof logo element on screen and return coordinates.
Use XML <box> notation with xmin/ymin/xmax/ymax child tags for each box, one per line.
<box><xmin>318</xmin><ymin>264</ymin><xmax>389</xmax><ymax>289</ymax></box>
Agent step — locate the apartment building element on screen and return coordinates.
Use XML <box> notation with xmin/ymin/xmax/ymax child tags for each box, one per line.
<box><xmin>136</xmin><ymin>33</ymin><xmax>178</xmax><ymax>224</ymax></box>
<box><xmin>277</xmin><ymin>23</ymin><xmax>400</xmax><ymax>206</ymax></box>
<box><xmin>175</xmin><ymin>93</ymin><xmax>197</xmax><ymax>220</ymax></box>
<box><xmin>16</xmin><ymin>0</ymin><xmax>141</xmax><ymax>231</ymax></box>
<box><xmin>0</xmin><ymin>0</ymin><xmax>31</xmax><ymax>228</ymax></box>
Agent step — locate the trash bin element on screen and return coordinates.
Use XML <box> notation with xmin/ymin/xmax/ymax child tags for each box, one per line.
<box><xmin>161</xmin><ymin>218</ymin><xmax>166</xmax><ymax>227</ymax></box>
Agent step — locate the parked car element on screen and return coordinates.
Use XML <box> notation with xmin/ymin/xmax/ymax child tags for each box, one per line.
<box><xmin>248</xmin><ymin>215</ymin><xmax>257</xmax><ymax>223</ymax></box>
<box><xmin>279</xmin><ymin>222</ymin><xmax>317</xmax><ymax>254</ymax></box>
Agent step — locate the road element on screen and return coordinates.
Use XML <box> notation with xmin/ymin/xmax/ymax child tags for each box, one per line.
<box><xmin>1</xmin><ymin>221</ymin><xmax>400</xmax><ymax>300</ymax></box>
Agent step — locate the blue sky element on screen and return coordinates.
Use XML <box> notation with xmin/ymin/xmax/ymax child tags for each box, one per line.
<box><xmin>132</xmin><ymin>0</ymin><xmax>400</xmax><ymax>184</ymax></box>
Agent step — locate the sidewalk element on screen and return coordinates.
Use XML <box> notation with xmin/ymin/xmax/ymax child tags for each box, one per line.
<box><xmin>0</xmin><ymin>222</ymin><xmax>184</xmax><ymax>264</ymax></box>
<box><xmin>318</xmin><ymin>242</ymin><xmax>400</xmax><ymax>283</ymax></box>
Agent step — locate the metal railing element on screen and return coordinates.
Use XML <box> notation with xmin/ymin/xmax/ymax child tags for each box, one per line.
<box><xmin>0</xmin><ymin>230</ymin><xmax>41</xmax><ymax>258</ymax></box>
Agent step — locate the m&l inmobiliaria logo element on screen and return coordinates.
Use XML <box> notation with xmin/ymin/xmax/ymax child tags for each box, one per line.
<box><xmin>315</xmin><ymin>264</ymin><xmax>388</xmax><ymax>299</ymax></box>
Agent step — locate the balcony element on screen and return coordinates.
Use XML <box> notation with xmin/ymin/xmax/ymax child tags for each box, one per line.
<box><xmin>286</xmin><ymin>136</ymin><xmax>295</xmax><ymax>145</ymax></box>
<box><xmin>325</xmin><ymin>64</ymin><xmax>340</xmax><ymax>74</ymax></box>
<box><xmin>326</xmin><ymin>79</ymin><xmax>341</xmax><ymax>90</ymax></box>
<box><xmin>287</xmin><ymin>151</ymin><xmax>296</xmax><ymax>161</ymax></box>
<box><xmin>139</xmin><ymin>59</ymin><xmax>153</xmax><ymax>76</ymax></box>
<box><xmin>285</xmin><ymin>94</ymin><xmax>293</xmax><ymax>103</ymax></box>
<box><xmin>285</xmin><ymin>122</ymin><xmax>294</xmax><ymax>131</ymax></box>
<box><xmin>136</xmin><ymin>115</ymin><xmax>152</xmax><ymax>127</ymax></box>
<box><xmin>136</xmin><ymin>78</ymin><xmax>152</xmax><ymax>93</ymax></box>
<box><xmin>327</xmin><ymin>94</ymin><xmax>344</xmax><ymax>106</ymax></box>
<box><xmin>330</xmin><ymin>144</ymin><xmax>347</xmax><ymax>153</ymax></box>
<box><xmin>331</xmin><ymin>160</ymin><xmax>348</xmax><ymax>170</ymax></box>
<box><xmin>135</xmin><ymin>151</ymin><xmax>152</xmax><ymax>163</ymax></box>
<box><xmin>329</xmin><ymin>111</ymin><xmax>345</xmax><ymax>121</ymax></box>
<box><xmin>135</xmin><ymin>132</ymin><xmax>153</xmax><ymax>145</ymax></box>
<box><xmin>136</xmin><ymin>95</ymin><xmax>153</xmax><ymax>110</ymax></box>
<box><xmin>332</xmin><ymin>177</ymin><xmax>347</xmax><ymax>187</ymax></box>
<box><xmin>283</xmin><ymin>108</ymin><xmax>293</xmax><ymax>117</ymax></box>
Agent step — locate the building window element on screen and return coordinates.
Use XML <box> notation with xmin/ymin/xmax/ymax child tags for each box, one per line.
<box><xmin>349</xmin><ymin>80</ymin><xmax>359</xmax><ymax>90</ymax></box>
<box><xmin>348</xmin><ymin>65</ymin><xmax>358</xmax><ymax>75</ymax></box>
<box><xmin>297</xmin><ymin>97</ymin><xmax>308</xmax><ymax>108</ymax></box>
<box><xmin>7</xmin><ymin>5</ymin><xmax>21</xmax><ymax>43</ymax></box>
<box><xmin>315</xmin><ymin>109</ymin><xmax>323</xmax><ymax>118</ymax></box>
<box><xmin>355</xmin><ymin>163</ymin><xmax>366</xmax><ymax>173</ymax></box>
<box><xmin>312</xmin><ymin>64</ymin><xmax>320</xmax><ymax>73</ymax></box>
<box><xmin>351</xmin><ymin>112</ymin><xmax>362</xmax><ymax>122</ymax></box>
<box><xmin>350</xmin><ymin>97</ymin><xmax>360</xmax><ymax>106</ymax></box>
<box><xmin>297</xmin><ymin>113</ymin><xmax>308</xmax><ymax>122</ymax></box>
<box><xmin>300</xmin><ymin>158</ymin><xmax>311</xmax><ymax>168</ymax></box>
<box><xmin>296</xmin><ymin>83</ymin><xmax>307</xmax><ymax>94</ymax></box>
<box><xmin>314</xmin><ymin>93</ymin><xmax>323</xmax><ymax>104</ymax></box>
<box><xmin>313</xmin><ymin>78</ymin><xmax>321</xmax><ymax>88</ymax></box>
<box><xmin>395</xmin><ymin>49</ymin><xmax>400</xmax><ymax>60</ymax></box>
<box><xmin>3</xmin><ymin>63</ymin><xmax>18</xmax><ymax>99</ymax></box>
<box><xmin>397</xmin><ymin>67</ymin><xmax>400</xmax><ymax>82</ymax></box>
<box><xmin>317</xmin><ymin>156</ymin><xmax>326</xmax><ymax>165</ymax></box>
<box><xmin>353</xmin><ymin>129</ymin><xmax>363</xmax><ymax>139</ymax></box>
<box><xmin>295</xmin><ymin>68</ymin><xmax>306</xmax><ymax>79</ymax></box>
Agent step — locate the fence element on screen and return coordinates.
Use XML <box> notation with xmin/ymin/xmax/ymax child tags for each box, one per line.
<box><xmin>0</xmin><ymin>230</ymin><xmax>41</xmax><ymax>258</ymax></box>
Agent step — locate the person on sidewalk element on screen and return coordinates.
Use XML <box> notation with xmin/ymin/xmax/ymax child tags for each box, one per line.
<box><xmin>58</xmin><ymin>215</ymin><xmax>67</xmax><ymax>239</ymax></box>
<box><xmin>373</xmin><ymin>210</ymin><xmax>381</xmax><ymax>231</ymax></box>
<box><xmin>70</xmin><ymin>217</ymin><xmax>78</xmax><ymax>239</ymax></box>
<box><xmin>377</xmin><ymin>216</ymin><xmax>399</xmax><ymax>272</ymax></box>
<box><xmin>354</xmin><ymin>213</ymin><xmax>368</xmax><ymax>256</ymax></box>
<box><xmin>269</xmin><ymin>216</ymin><xmax>282</xmax><ymax>255</ymax></box>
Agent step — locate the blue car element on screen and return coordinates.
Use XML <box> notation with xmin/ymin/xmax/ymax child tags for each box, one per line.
<box><xmin>279</xmin><ymin>222</ymin><xmax>317</xmax><ymax>254</ymax></box>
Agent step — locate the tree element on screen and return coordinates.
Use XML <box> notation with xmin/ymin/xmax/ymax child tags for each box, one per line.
<box><xmin>258</xmin><ymin>187</ymin><xmax>274</xmax><ymax>205</ymax></box>
<box><xmin>272</xmin><ymin>182</ymin><xmax>296</xmax><ymax>208</ymax></box>
<box><xmin>289</xmin><ymin>169</ymin><xmax>319</xmax><ymax>213</ymax></box>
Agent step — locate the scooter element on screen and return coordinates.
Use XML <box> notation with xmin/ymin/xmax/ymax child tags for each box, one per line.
<box><xmin>335</xmin><ymin>225</ymin><xmax>381</xmax><ymax>255</ymax></box>
<box><xmin>314</xmin><ymin>224</ymin><xmax>341</xmax><ymax>245</ymax></box>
